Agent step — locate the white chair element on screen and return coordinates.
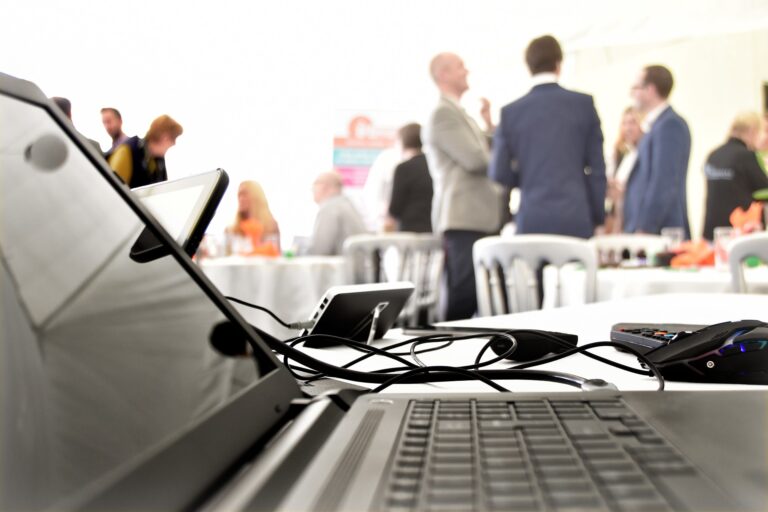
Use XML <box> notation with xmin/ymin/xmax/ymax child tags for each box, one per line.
<box><xmin>728</xmin><ymin>232</ymin><xmax>768</xmax><ymax>293</ymax></box>
<box><xmin>342</xmin><ymin>233</ymin><xmax>444</xmax><ymax>325</ymax></box>
<box><xmin>473</xmin><ymin>235</ymin><xmax>598</xmax><ymax>316</ymax></box>
<box><xmin>590</xmin><ymin>234</ymin><xmax>667</xmax><ymax>266</ymax></box>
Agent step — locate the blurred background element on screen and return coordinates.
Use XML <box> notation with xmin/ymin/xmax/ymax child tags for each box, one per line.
<box><xmin>2</xmin><ymin>0</ymin><xmax>766</xmax><ymax>242</ymax></box>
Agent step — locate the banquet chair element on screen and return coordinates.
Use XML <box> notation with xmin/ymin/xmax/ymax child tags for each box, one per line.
<box><xmin>590</xmin><ymin>234</ymin><xmax>667</xmax><ymax>266</ymax></box>
<box><xmin>342</xmin><ymin>233</ymin><xmax>444</xmax><ymax>326</ymax></box>
<box><xmin>473</xmin><ymin>235</ymin><xmax>598</xmax><ymax>316</ymax></box>
<box><xmin>728</xmin><ymin>232</ymin><xmax>768</xmax><ymax>293</ymax></box>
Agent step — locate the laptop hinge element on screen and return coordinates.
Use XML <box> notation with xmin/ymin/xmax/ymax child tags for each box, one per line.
<box><xmin>198</xmin><ymin>394</ymin><xmax>351</xmax><ymax>512</ymax></box>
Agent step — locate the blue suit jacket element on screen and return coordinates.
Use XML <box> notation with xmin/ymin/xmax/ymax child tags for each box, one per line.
<box><xmin>489</xmin><ymin>83</ymin><xmax>606</xmax><ymax>238</ymax></box>
<box><xmin>623</xmin><ymin>106</ymin><xmax>691</xmax><ymax>238</ymax></box>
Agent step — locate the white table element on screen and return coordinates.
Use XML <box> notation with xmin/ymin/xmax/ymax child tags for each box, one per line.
<box><xmin>199</xmin><ymin>255</ymin><xmax>348</xmax><ymax>338</ymax></box>
<box><xmin>297</xmin><ymin>293</ymin><xmax>768</xmax><ymax>393</ymax></box>
<box><xmin>544</xmin><ymin>265</ymin><xmax>768</xmax><ymax>308</ymax></box>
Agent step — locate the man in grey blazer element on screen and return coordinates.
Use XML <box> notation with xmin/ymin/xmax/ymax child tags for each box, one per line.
<box><xmin>423</xmin><ymin>52</ymin><xmax>503</xmax><ymax>320</ymax></box>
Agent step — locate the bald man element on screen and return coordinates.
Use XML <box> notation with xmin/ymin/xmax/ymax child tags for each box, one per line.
<box><xmin>307</xmin><ymin>171</ymin><xmax>367</xmax><ymax>255</ymax></box>
<box><xmin>423</xmin><ymin>52</ymin><xmax>504</xmax><ymax>320</ymax></box>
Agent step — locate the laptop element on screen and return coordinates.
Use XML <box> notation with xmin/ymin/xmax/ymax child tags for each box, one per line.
<box><xmin>2</xmin><ymin>73</ymin><xmax>767</xmax><ymax>512</ymax></box>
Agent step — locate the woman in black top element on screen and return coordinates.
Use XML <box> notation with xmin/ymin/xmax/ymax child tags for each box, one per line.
<box><xmin>703</xmin><ymin>112</ymin><xmax>768</xmax><ymax>240</ymax></box>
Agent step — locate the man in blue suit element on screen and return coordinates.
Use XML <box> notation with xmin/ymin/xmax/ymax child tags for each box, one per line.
<box><xmin>489</xmin><ymin>35</ymin><xmax>606</xmax><ymax>239</ymax></box>
<box><xmin>623</xmin><ymin>65</ymin><xmax>691</xmax><ymax>238</ymax></box>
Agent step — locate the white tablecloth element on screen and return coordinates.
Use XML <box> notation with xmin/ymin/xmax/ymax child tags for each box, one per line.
<box><xmin>544</xmin><ymin>265</ymin><xmax>768</xmax><ymax>308</ymax></box>
<box><xmin>199</xmin><ymin>255</ymin><xmax>348</xmax><ymax>339</ymax></box>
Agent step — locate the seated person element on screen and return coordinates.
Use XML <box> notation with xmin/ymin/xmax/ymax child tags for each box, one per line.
<box><xmin>229</xmin><ymin>180</ymin><xmax>280</xmax><ymax>255</ymax></box>
<box><xmin>307</xmin><ymin>171</ymin><xmax>367</xmax><ymax>255</ymax></box>
<box><xmin>386</xmin><ymin>122</ymin><xmax>433</xmax><ymax>233</ymax></box>
<box><xmin>109</xmin><ymin>115</ymin><xmax>183</xmax><ymax>187</ymax></box>
<box><xmin>703</xmin><ymin>112</ymin><xmax>768</xmax><ymax>240</ymax></box>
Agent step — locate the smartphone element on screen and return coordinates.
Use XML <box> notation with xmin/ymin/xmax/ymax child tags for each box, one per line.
<box><xmin>129</xmin><ymin>169</ymin><xmax>229</xmax><ymax>262</ymax></box>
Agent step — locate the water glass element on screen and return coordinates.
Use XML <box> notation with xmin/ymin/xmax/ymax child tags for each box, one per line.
<box><xmin>661</xmin><ymin>227</ymin><xmax>684</xmax><ymax>251</ymax></box>
<box><xmin>713</xmin><ymin>226</ymin><xmax>735</xmax><ymax>270</ymax></box>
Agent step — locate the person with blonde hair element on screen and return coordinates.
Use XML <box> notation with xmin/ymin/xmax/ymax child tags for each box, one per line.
<box><xmin>229</xmin><ymin>180</ymin><xmax>280</xmax><ymax>256</ymax></box>
<box><xmin>604</xmin><ymin>106</ymin><xmax>644</xmax><ymax>233</ymax></box>
<box><xmin>109</xmin><ymin>114</ymin><xmax>183</xmax><ymax>187</ymax></box>
<box><xmin>702</xmin><ymin>111</ymin><xmax>768</xmax><ymax>240</ymax></box>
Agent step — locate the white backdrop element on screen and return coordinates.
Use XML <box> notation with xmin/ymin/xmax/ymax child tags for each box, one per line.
<box><xmin>2</xmin><ymin>0</ymin><xmax>767</xmax><ymax>242</ymax></box>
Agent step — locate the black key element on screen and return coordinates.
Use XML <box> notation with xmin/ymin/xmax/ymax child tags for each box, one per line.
<box><xmin>487</xmin><ymin>495</ymin><xmax>541</xmax><ymax>511</ymax></box>
<box><xmin>437</xmin><ymin>420</ymin><xmax>471</xmax><ymax>432</ymax></box>
<box><xmin>485</xmin><ymin>481</ymin><xmax>535</xmax><ymax>496</ymax></box>
<box><xmin>563</xmin><ymin>420</ymin><xmax>609</xmax><ymax>439</ymax></box>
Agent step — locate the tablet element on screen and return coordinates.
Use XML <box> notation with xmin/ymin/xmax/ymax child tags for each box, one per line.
<box><xmin>301</xmin><ymin>282</ymin><xmax>415</xmax><ymax>347</ymax></box>
<box><xmin>130</xmin><ymin>169</ymin><xmax>229</xmax><ymax>262</ymax></box>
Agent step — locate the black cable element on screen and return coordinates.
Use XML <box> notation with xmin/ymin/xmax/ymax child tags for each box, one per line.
<box><xmin>472</xmin><ymin>334</ymin><xmax>518</xmax><ymax>369</ymax></box>
<box><xmin>226</xmin><ymin>296</ymin><xmax>313</xmax><ymax>329</ymax></box>
<box><xmin>510</xmin><ymin>340</ymin><xmax>666</xmax><ymax>391</ymax></box>
<box><xmin>262</xmin><ymin>333</ymin><xmax>589</xmax><ymax>388</ymax></box>
<box><xmin>371</xmin><ymin>366</ymin><xmax>512</xmax><ymax>393</ymax></box>
<box><xmin>502</xmin><ymin>329</ymin><xmax>651</xmax><ymax>376</ymax></box>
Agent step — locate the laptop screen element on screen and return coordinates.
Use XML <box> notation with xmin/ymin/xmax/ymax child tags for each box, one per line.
<box><xmin>0</xmin><ymin>79</ymin><xmax>283</xmax><ymax>510</ymax></box>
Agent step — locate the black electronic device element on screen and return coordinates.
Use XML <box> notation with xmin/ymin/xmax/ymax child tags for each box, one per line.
<box><xmin>403</xmin><ymin>326</ymin><xmax>577</xmax><ymax>362</ymax></box>
<box><xmin>301</xmin><ymin>282</ymin><xmax>415</xmax><ymax>347</ymax></box>
<box><xmin>614</xmin><ymin>320</ymin><xmax>768</xmax><ymax>384</ymax></box>
<box><xmin>610</xmin><ymin>322</ymin><xmax>707</xmax><ymax>354</ymax></box>
<box><xmin>130</xmin><ymin>169</ymin><xmax>228</xmax><ymax>262</ymax></box>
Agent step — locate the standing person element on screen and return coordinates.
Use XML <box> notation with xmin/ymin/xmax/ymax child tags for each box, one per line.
<box><xmin>605</xmin><ymin>107</ymin><xmax>644</xmax><ymax>233</ymax></box>
<box><xmin>306</xmin><ymin>171</ymin><xmax>367</xmax><ymax>256</ymax></box>
<box><xmin>387</xmin><ymin>122</ymin><xmax>433</xmax><ymax>233</ymax></box>
<box><xmin>623</xmin><ymin>65</ymin><xmax>692</xmax><ymax>238</ymax></box>
<box><xmin>702</xmin><ymin>112</ymin><xmax>768</xmax><ymax>240</ymax></box>
<box><xmin>489</xmin><ymin>35</ymin><xmax>606</xmax><ymax>239</ymax></box>
<box><xmin>101</xmin><ymin>107</ymin><xmax>130</xmax><ymax>159</ymax></box>
<box><xmin>108</xmin><ymin>114</ymin><xmax>183</xmax><ymax>188</ymax></box>
<box><xmin>423</xmin><ymin>52</ymin><xmax>502</xmax><ymax>321</ymax></box>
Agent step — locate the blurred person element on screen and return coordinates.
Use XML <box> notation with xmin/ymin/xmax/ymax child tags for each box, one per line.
<box><xmin>489</xmin><ymin>35</ymin><xmax>606</xmax><ymax>239</ymax></box>
<box><xmin>387</xmin><ymin>122</ymin><xmax>433</xmax><ymax>233</ymax></box>
<box><xmin>605</xmin><ymin>107</ymin><xmax>644</xmax><ymax>233</ymax></box>
<box><xmin>702</xmin><ymin>112</ymin><xmax>768</xmax><ymax>240</ymax></box>
<box><xmin>228</xmin><ymin>180</ymin><xmax>281</xmax><ymax>255</ymax></box>
<box><xmin>307</xmin><ymin>171</ymin><xmax>367</xmax><ymax>256</ymax></box>
<box><xmin>424</xmin><ymin>52</ymin><xmax>503</xmax><ymax>321</ymax></box>
<box><xmin>101</xmin><ymin>107</ymin><xmax>130</xmax><ymax>159</ymax></box>
<box><xmin>623</xmin><ymin>65</ymin><xmax>691</xmax><ymax>238</ymax></box>
<box><xmin>50</xmin><ymin>96</ymin><xmax>102</xmax><ymax>153</ymax></box>
<box><xmin>108</xmin><ymin>114</ymin><xmax>182</xmax><ymax>188</ymax></box>
<box><xmin>362</xmin><ymin>147</ymin><xmax>400</xmax><ymax>232</ymax></box>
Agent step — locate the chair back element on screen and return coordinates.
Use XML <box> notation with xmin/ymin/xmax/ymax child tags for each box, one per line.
<box><xmin>590</xmin><ymin>234</ymin><xmax>666</xmax><ymax>266</ymax></box>
<box><xmin>473</xmin><ymin>235</ymin><xmax>598</xmax><ymax>316</ymax></box>
<box><xmin>343</xmin><ymin>233</ymin><xmax>444</xmax><ymax>325</ymax></box>
<box><xmin>728</xmin><ymin>232</ymin><xmax>768</xmax><ymax>293</ymax></box>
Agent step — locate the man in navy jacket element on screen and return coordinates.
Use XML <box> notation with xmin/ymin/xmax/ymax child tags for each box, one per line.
<box><xmin>623</xmin><ymin>65</ymin><xmax>691</xmax><ymax>238</ymax></box>
<box><xmin>489</xmin><ymin>35</ymin><xmax>606</xmax><ymax>239</ymax></box>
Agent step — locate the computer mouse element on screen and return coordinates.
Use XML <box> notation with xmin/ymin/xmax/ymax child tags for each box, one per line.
<box><xmin>489</xmin><ymin>329</ymin><xmax>578</xmax><ymax>362</ymax></box>
<box><xmin>642</xmin><ymin>320</ymin><xmax>768</xmax><ymax>384</ymax></box>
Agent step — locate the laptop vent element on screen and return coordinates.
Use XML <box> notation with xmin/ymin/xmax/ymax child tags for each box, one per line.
<box><xmin>314</xmin><ymin>409</ymin><xmax>384</xmax><ymax>512</ymax></box>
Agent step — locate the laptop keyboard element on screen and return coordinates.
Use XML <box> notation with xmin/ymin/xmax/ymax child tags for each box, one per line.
<box><xmin>377</xmin><ymin>398</ymin><xmax>706</xmax><ymax>511</ymax></box>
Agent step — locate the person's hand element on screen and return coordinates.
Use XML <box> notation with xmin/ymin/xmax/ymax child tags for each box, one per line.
<box><xmin>479</xmin><ymin>97</ymin><xmax>493</xmax><ymax>131</ymax></box>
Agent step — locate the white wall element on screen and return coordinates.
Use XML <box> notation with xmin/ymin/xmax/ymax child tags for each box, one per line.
<box><xmin>2</xmin><ymin>0</ymin><xmax>766</xmax><ymax>242</ymax></box>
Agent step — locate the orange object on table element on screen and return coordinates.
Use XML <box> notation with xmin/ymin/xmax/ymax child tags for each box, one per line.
<box><xmin>729</xmin><ymin>202</ymin><xmax>763</xmax><ymax>234</ymax></box>
<box><xmin>670</xmin><ymin>240</ymin><xmax>715</xmax><ymax>268</ymax></box>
